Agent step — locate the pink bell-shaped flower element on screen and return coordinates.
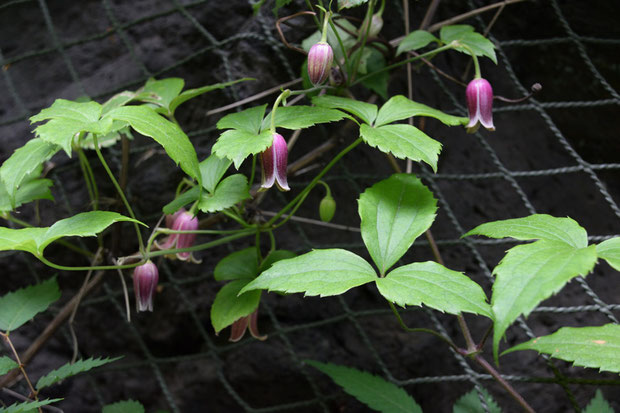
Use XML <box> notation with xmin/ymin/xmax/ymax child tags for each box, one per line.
<box><xmin>133</xmin><ymin>261</ymin><xmax>159</xmax><ymax>312</ymax></box>
<box><xmin>155</xmin><ymin>209</ymin><xmax>201</xmax><ymax>263</ymax></box>
<box><xmin>261</xmin><ymin>133</ymin><xmax>290</xmax><ymax>191</ymax></box>
<box><xmin>229</xmin><ymin>309</ymin><xmax>267</xmax><ymax>342</ymax></box>
<box><xmin>466</xmin><ymin>78</ymin><xmax>495</xmax><ymax>133</ymax></box>
<box><xmin>307</xmin><ymin>42</ymin><xmax>333</xmax><ymax>86</ymax></box>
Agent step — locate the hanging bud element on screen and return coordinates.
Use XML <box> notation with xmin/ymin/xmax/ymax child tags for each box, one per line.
<box><xmin>465</xmin><ymin>78</ymin><xmax>495</xmax><ymax>133</ymax></box>
<box><xmin>133</xmin><ymin>261</ymin><xmax>159</xmax><ymax>312</ymax></box>
<box><xmin>319</xmin><ymin>194</ymin><xmax>336</xmax><ymax>222</ymax></box>
<box><xmin>229</xmin><ymin>309</ymin><xmax>267</xmax><ymax>342</ymax></box>
<box><xmin>307</xmin><ymin>42</ymin><xmax>333</xmax><ymax>86</ymax></box>
<box><xmin>261</xmin><ymin>133</ymin><xmax>290</xmax><ymax>191</ymax></box>
<box><xmin>155</xmin><ymin>210</ymin><xmax>201</xmax><ymax>263</ymax></box>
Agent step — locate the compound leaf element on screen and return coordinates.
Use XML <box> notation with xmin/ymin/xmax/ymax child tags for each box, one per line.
<box><xmin>105</xmin><ymin>105</ymin><xmax>202</xmax><ymax>185</ymax></box>
<box><xmin>464</xmin><ymin>214</ymin><xmax>588</xmax><ymax>249</ymax></box>
<box><xmin>211</xmin><ymin>279</ymin><xmax>261</xmax><ymax>333</ymax></box>
<box><xmin>0</xmin><ymin>399</ymin><xmax>63</xmax><ymax>413</ymax></box>
<box><xmin>491</xmin><ymin>240</ymin><xmax>597</xmax><ymax>362</ymax></box>
<box><xmin>216</xmin><ymin>104</ymin><xmax>267</xmax><ymax>134</ymax></box>
<box><xmin>312</xmin><ymin>95</ymin><xmax>377</xmax><ymax>125</ymax></box>
<box><xmin>596</xmin><ymin>237</ymin><xmax>620</xmax><ymax>271</ymax></box>
<box><xmin>360</xmin><ymin>124</ymin><xmax>441</xmax><ymax>172</ymax></box>
<box><xmin>397</xmin><ymin>30</ymin><xmax>439</xmax><ymax>55</ymax></box>
<box><xmin>261</xmin><ymin>106</ymin><xmax>347</xmax><ymax>131</ymax></box>
<box><xmin>170</xmin><ymin>78</ymin><xmax>253</xmax><ymax>117</ymax></box>
<box><xmin>212</xmin><ymin>129</ymin><xmax>273</xmax><ymax>169</ymax></box>
<box><xmin>240</xmin><ymin>249</ymin><xmax>376</xmax><ymax>297</ymax></box>
<box><xmin>377</xmin><ymin>261</ymin><xmax>491</xmax><ymax>317</ymax></box>
<box><xmin>0</xmin><ymin>356</ymin><xmax>18</xmax><ymax>375</ymax></box>
<box><xmin>0</xmin><ymin>277</ymin><xmax>61</xmax><ymax>332</ymax></box>
<box><xmin>358</xmin><ymin>174</ymin><xmax>437</xmax><ymax>275</ymax></box>
<box><xmin>374</xmin><ymin>95</ymin><xmax>467</xmax><ymax>127</ymax></box>
<box><xmin>505</xmin><ymin>324</ymin><xmax>620</xmax><ymax>374</ymax></box>
<box><xmin>36</xmin><ymin>356</ymin><xmax>122</xmax><ymax>390</ymax></box>
<box><xmin>583</xmin><ymin>390</ymin><xmax>614</xmax><ymax>413</ymax></box>
<box><xmin>306</xmin><ymin>360</ymin><xmax>422</xmax><ymax>413</ymax></box>
<box><xmin>197</xmin><ymin>174</ymin><xmax>250</xmax><ymax>213</ymax></box>
<box><xmin>440</xmin><ymin>25</ymin><xmax>497</xmax><ymax>64</ymax></box>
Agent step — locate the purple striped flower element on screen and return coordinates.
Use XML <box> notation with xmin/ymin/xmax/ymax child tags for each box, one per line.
<box><xmin>261</xmin><ymin>133</ymin><xmax>290</xmax><ymax>191</ymax></box>
<box><xmin>466</xmin><ymin>78</ymin><xmax>495</xmax><ymax>133</ymax></box>
<box><xmin>133</xmin><ymin>261</ymin><xmax>159</xmax><ymax>312</ymax></box>
<box><xmin>307</xmin><ymin>42</ymin><xmax>333</xmax><ymax>86</ymax></box>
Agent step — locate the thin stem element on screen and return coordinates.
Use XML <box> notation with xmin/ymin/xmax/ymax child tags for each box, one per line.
<box><xmin>328</xmin><ymin>18</ymin><xmax>351</xmax><ymax>77</ymax></box>
<box><xmin>249</xmin><ymin>154</ymin><xmax>257</xmax><ymax>187</ymax></box>
<box><xmin>221</xmin><ymin>209</ymin><xmax>252</xmax><ymax>228</ymax></box>
<box><xmin>387</xmin><ymin>301</ymin><xmax>458</xmax><ymax>351</ymax></box>
<box><xmin>458</xmin><ymin>43</ymin><xmax>481</xmax><ymax>79</ymax></box>
<box><xmin>474</xmin><ymin>355</ymin><xmax>536</xmax><ymax>413</ymax></box>
<box><xmin>147</xmin><ymin>229</ymin><xmax>256</xmax><ymax>259</ymax></box>
<box><xmin>319</xmin><ymin>10</ymin><xmax>330</xmax><ymax>43</ymax></box>
<box><xmin>255</xmin><ymin>229</ymin><xmax>263</xmax><ymax>264</ymax></box>
<box><xmin>77</xmin><ymin>148</ymin><xmax>97</xmax><ymax>210</ymax></box>
<box><xmin>1</xmin><ymin>332</ymin><xmax>40</xmax><ymax>409</ymax></box>
<box><xmin>352</xmin><ymin>43</ymin><xmax>456</xmax><ymax>86</ymax></box>
<box><xmin>304</xmin><ymin>0</ymin><xmax>321</xmax><ymax>27</ymax></box>
<box><xmin>271</xmin><ymin>190</ymin><xmax>311</xmax><ymax>229</ymax></box>
<box><xmin>270</xmin><ymin>89</ymin><xmax>292</xmax><ymax>134</ymax></box>
<box><xmin>317</xmin><ymin>180</ymin><xmax>331</xmax><ymax>197</ymax></box>
<box><xmin>349</xmin><ymin>0</ymin><xmax>377</xmax><ymax>83</ymax></box>
<box><xmin>266</xmin><ymin>137</ymin><xmax>363</xmax><ymax>227</ymax></box>
<box><xmin>38</xmin><ymin>255</ymin><xmax>144</xmax><ymax>272</ymax></box>
<box><xmin>92</xmin><ymin>134</ymin><xmax>145</xmax><ymax>253</ymax></box>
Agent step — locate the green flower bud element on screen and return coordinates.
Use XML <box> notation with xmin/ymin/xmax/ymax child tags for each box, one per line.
<box><xmin>319</xmin><ymin>194</ymin><xmax>336</xmax><ymax>222</ymax></box>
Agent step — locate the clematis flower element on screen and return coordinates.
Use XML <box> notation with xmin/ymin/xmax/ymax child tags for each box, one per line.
<box><xmin>307</xmin><ymin>42</ymin><xmax>333</xmax><ymax>86</ymax></box>
<box><xmin>260</xmin><ymin>133</ymin><xmax>290</xmax><ymax>191</ymax></box>
<box><xmin>133</xmin><ymin>261</ymin><xmax>159</xmax><ymax>312</ymax></box>
<box><xmin>229</xmin><ymin>309</ymin><xmax>267</xmax><ymax>342</ymax></box>
<box><xmin>466</xmin><ymin>77</ymin><xmax>495</xmax><ymax>133</ymax></box>
<box><xmin>155</xmin><ymin>209</ymin><xmax>201</xmax><ymax>263</ymax></box>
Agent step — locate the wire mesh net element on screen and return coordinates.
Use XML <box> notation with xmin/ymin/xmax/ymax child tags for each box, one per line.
<box><xmin>1</xmin><ymin>0</ymin><xmax>619</xmax><ymax>411</ymax></box>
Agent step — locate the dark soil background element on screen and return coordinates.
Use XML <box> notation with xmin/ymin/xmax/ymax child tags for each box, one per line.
<box><xmin>1</xmin><ymin>0</ymin><xmax>620</xmax><ymax>412</ymax></box>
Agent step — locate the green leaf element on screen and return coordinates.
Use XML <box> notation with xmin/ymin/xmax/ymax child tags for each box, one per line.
<box><xmin>0</xmin><ymin>277</ymin><xmax>61</xmax><ymax>332</ymax></box>
<box><xmin>0</xmin><ymin>138</ymin><xmax>59</xmax><ymax>206</ymax></box>
<box><xmin>312</xmin><ymin>95</ymin><xmax>378</xmax><ymax>125</ymax></box>
<box><xmin>0</xmin><ymin>356</ymin><xmax>18</xmax><ymax>375</ymax></box>
<box><xmin>453</xmin><ymin>388</ymin><xmax>502</xmax><ymax>413</ymax></box>
<box><xmin>360</xmin><ymin>124</ymin><xmax>442</xmax><ymax>172</ymax></box>
<box><xmin>377</xmin><ymin>262</ymin><xmax>491</xmax><ymax>317</ymax></box>
<box><xmin>240</xmin><ymin>249</ymin><xmax>377</xmax><ymax>297</ymax></box>
<box><xmin>212</xmin><ymin>129</ymin><xmax>273</xmax><ymax>169</ymax></box>
<box><xmin>464</xmin><ymin>214</ymin><xmax>588</xmax><ymax>249</ymax></box>
<box><xmin>306</xmin><ymin>360</ymin><xmax>422</xmax><ymax>413</ymax></box>
<box><xmin>596</xmin><ymin>237</ymin><xmax>620</xmax><ymax>271</ymax></box>
<box><xmin>491</xmin><ymin>241</ymin><xmax>597</xmax><ymax>362</ymax></box>
<box><xmin>102</xmin><ymin>400</ymin><xmax>145</xmax><ymax>413</ymax></box>
<box><xmin>105</xmin><ymin>105</ymin><xmax>202</xmax><ymax>185</ymax></box>
<box><xmin>211</xmin><ymin>279</ymin><xmax>261</xmax><ymax>333</ymax></box>
<box><xmin>583</xmin><ymin>390</ymin><xmax>614</xmax><ymax>413</ymax></box>
<box><xmin>162</xmin><ymin>186</ymin><xmax>199</xmax><ymax>215</ymax></box>
<box><xmin>217</xmin><ymin>104</ymin><xmax>267</xmax><ymax>134</ymax></box>
<box><xmin>36</xmin><ymin>356</ymin><xmax>122</xmax><ymax>390</ymax></box>
<box><xmin>200</xmin><ymin>154</ymin><xmax>232</xmax><ymax>194</ymax></box>
<box><xmin>358</xmin><ymin>174</ymin><xmax>437</xmax><ymax>275</ymax></box>
<box><xmin>338</xmin><ymin>0</ymin><xmax>368</xmax><ymax>10</ymax></box>
<box><xmin>397</xmin><ymin>30</ymin><xmax>439</xmax><ymax>55</ymax></box>
<box><xmin>101</xmin><ymin>91</ymin><xmax>137</xmax><ymax>115</ymax></box>
<box><xmin>134</xmin><ymin>77</ymin><xmax>185</xmax><ymax>111</ymax></box>
<box><xmin>505</xmin><ymin>324</ymin><xmax>620</xmax><ymax>373</ymax></box>
<box><xmin>0</xmin><ymin>227</ymin><xmax>46</xmax><ymax>256</ymax></box>
<box><xmin>169</xmin><ymin>78</ymin><xmax>253</xmax><ymax>117</ymax></box>
<box><xmin>0</xmin><ymin>178</ymin><xmax>54</xmax><ymax>213</ymax></box>
<box><xmin>261</xmin><ymin>106</ymin><xmax>347</xmax><ymax>131</ymax></box>
<box><xmin>197</xmin><ymin>174</ymin><xmax>251</xmax><ymax>213</ymax></box>
<box><xmin>359</xmin><ymin>49</ymin><xmax>389</xmax><ymax>100</ymax></box>
<box><xmin>30</xmin><ymin>99</ymin><xmax>107</xmax><ymax>156</ymax></box>
<box><xmin>375</xmin><ymin>95</ymin><xmax>468</xmax><ymax>127</ymax></box>
<box><xmin>38</xmin><ymin>211</ymin><xmax>143</xmax><ymax>253</ymax></box>
<box><xmin>440</xmin><ymin>25</ymin><xmax>497</xmax><ymax>64</ymax></box>
<box><xmin>0</xmin><ymin>398</ymin><xmax>63</xmax><ymax>413</ymax></box>
<box><xmin>259</xmin><ymin>249</ymin><xmax>297</xmax><ymax>272</ymax></box>
<box><xmin>214</xmin><ymin>247</ymin><xmax>259</xmax><ymax>281</ymax></box>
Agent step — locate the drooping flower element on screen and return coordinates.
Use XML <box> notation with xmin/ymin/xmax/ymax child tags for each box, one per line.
<box><xmin>133</xmin><ymin>261</ymin><xmax>159</xmax><ymax>312</ymax></box>
<box><xmin>307</xmin><ymin>42</ymin><xmax>333</xmax><ymax>86</ymax></box>
<box><xmin>229</xmin><ymin>309</ymin><xmax>267</xmax><ymax>342</ymax></box>
<box><xmin>155</xmin><ymin>209</ymin><xmax>201</xmax><ymax>263</ymax></box>
<box><xmin>466</xmin><ymin>77</ymin><xmax>495</xmax><ymax>133</ymax></box>
<box><xmin>261</xmin><ymin>133</ymin><xmax>290</xmax><ymax>191</ymax></box>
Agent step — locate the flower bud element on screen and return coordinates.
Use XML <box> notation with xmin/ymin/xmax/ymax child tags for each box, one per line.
<box><xmin>133</xmin><ymin>261</ymin><xmax>159</xmax><ymax>312</ymax></box>
<box><xmin>466</xmin><ymin>77</ymin><xmax>495</xmax><ymax>133</ymax></box>
<box><xmin>261</xmin><ymin>133</ymin><xmax>290</xmax><ymax>191</ymax></box>
<box><xmin>155</xmin><ymin>210</ymin><xmax>201</xmax><ymax>263</ymax></box>
<box><xmin>307</xmin><ymin>42</ymin><xmax>333</xmax><ymax>86</ymax></box>
<box><xmin>319</xmin><ymin>194</ymin><xmax>336</xmax><ymax>222</ymax></box>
